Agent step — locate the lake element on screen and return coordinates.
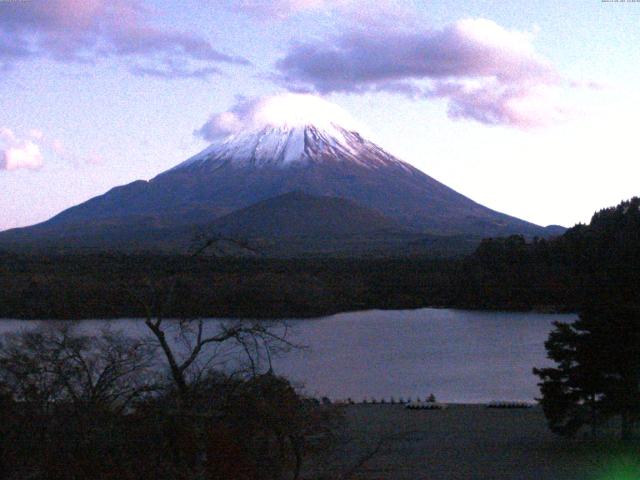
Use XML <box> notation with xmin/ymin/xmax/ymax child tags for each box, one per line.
<box><xmin>0</xmin><ymin>308</ymin><xmax>575</xmax><ymax>403</ymax></box>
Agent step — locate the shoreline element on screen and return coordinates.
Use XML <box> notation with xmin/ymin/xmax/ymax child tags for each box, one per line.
<box><xmin>0</xmin><ymin>304</ymin><xmax>577</xmax><ymax>322</ymax></box>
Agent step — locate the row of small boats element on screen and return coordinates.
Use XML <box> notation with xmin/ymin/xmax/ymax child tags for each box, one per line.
<box><xmin>333</xmin><ymin>399</ymin><xmax>535</xmax><ymax>409</ymax></box>
<box><xmin>405</xmin><ymin>400</ymin><xmax>534</xmax><ymax>410</ymax></box>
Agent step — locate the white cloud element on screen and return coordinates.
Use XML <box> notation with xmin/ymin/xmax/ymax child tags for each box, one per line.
<box><xmin>0</xmin><ymin>128</ymin><xmax>44</xmax><ymax>171</ymax></box>
<box><xmin>276</xmin><ymin>18</ymin><xmax>574</xmax><ymax>128</ymax></box>
<box><xmin>195</xmin><ymin>92</ymin><xmax>366</xmax><ymax>141</ymax></box>
<box><xmin>0</xmin><ymin>0</ymin><xmax>248</xmax><ymax>78</ymax></box>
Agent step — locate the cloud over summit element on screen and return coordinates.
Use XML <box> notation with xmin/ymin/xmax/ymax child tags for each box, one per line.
<box><xmin>195</xmin><ymin>93</ymin><xmax>364</xmax><ymax>141</ymax></box>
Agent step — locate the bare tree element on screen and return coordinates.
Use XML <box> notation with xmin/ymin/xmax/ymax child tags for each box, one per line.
<box><xmin>136</xmin><ymin>235</ymin><xmax>297</xmax><ymax>407</ymax></box>
<box><xmin>143</xmin><ymin>316</ymin><xmax>296</xmax><ymax>408</ymax></box>
<box><xmin>0</xmin><ymin>323</ymin><xmax>157</xmax><ymax>413</ymax></box>
<box><xmin>0</xmin><ymin>324</ymin><xmax>163</xmax><ymax>479</ymax></box>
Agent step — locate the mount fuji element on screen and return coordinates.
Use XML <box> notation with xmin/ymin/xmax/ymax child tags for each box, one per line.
<box><xmin>0</xmin><ymin>94</ymin><xmax>563</xmax><ymax>254</ymax></box>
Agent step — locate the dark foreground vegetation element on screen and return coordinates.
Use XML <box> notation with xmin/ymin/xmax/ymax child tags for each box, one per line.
<box><xmin>532</xmin><ymin>198</ymin><xmax>640</xmax><ymax>440</ymax></box>
<box><xmin>0</xmin><ymin>320</ymin><xmax>388</xmax><ymax>480</ymax></box>
<box><xmin>535</xmin><ymin>305</ymin><xmax>640</xmax><ymax>441</ymax></box>
<box><xmin>3</xmin><ymin>323</ymin><xmax>639</xmax><ymax>480</ymax></box>
<box><xmin>1</xmin><ymin>197</ymin><xmax>639</xmax><ymax>319</ymax></box>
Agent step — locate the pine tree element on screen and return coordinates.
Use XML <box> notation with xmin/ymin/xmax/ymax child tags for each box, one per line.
<box><xmin>534</xmin><ymin>305</ymin><xmax>640</xmax><ymax>440</ymax></box>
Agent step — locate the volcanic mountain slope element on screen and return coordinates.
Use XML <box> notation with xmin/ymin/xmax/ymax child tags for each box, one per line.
<box><xmin>0</xmin><ymin>192</ymin><xmax>472</xmax><ymax>256</ymax></box>
<box><xmin>204</xmin><ymin>191</ymin><xmax>432</xmax><ymax>256</ymax></box>
<box><xmin>0</xmin><ymin>94</ymin><xmax>562</xmax><ymax>253</ymax></box>
<box><xmin>208</xmin><ymin>191</ymin><xmax>403</xmax><ymax>238</ymax></box>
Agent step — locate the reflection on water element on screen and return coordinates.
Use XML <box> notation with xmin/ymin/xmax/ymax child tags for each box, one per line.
<box><xmin>0</xmin><ymin>308</ymin><xmax>575</xmax><ymax>403</ymax></box>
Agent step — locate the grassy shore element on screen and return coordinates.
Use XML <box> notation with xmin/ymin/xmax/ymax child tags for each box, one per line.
<box><xmin>332</xmin><ymin>404</ymin><xmax>640</xmax><ymax>480</ymax></box>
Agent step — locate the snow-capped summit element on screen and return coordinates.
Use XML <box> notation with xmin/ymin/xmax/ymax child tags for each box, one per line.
<box><xmin>175</xmin><ymin>123</ymin><xmax>410</xmax><ymax>170</ymax></box>
<box><xmin>175</xmin><ymin>93</ymin><xmax>405</xmax><ymax>170</ymax></box>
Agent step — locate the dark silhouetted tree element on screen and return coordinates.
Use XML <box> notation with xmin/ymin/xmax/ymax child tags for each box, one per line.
<box><xmin>535</xmin><ymin>304</ymin><xmax>640</xmax><ymax>440</ymax></box>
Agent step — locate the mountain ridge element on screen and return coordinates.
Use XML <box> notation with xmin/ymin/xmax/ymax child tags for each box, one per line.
<box><xmin>0</xmin><ymin>100</ymin><xmax>565</xmax><ymax>254</ymax></box>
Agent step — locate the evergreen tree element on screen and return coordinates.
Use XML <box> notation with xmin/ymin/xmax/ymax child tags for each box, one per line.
<box><xmin>534</xmin><ymin>304</ymin><xmax>640</xmax><ymax>440</ymax></box>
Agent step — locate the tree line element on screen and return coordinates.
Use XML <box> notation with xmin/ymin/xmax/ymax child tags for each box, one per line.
<box><xmin>533</xmin><ymin>197</ymin><xmax>640</xmax><ymax>440</ymax></box>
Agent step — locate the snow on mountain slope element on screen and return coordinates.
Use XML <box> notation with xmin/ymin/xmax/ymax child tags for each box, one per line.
<box><xmin>174</xmin><ymin>124</ymin><xmax>410</xmax><ymax>170</ymax></box>
<box><xmin>173</xmin><ymin>93</ymin><xmax>409</xmax><ymax>171</ymax></box>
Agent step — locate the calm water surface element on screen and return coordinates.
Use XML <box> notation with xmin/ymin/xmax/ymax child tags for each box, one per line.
<box><xmin>0</xmin><ymin>309</ymin><xmax>575</xmax><ymax>403</ymax></box>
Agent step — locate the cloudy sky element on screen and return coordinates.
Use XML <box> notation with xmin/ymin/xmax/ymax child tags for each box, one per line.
<box><xmin>1</xmin><ymin>0</ymin><xmax>639</xmax><ymax>231</ymax></box>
